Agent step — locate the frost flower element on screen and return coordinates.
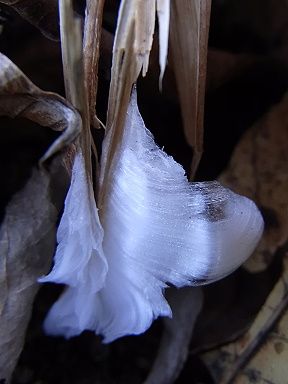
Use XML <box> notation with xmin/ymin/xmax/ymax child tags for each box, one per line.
<box><xmin>40</xmin><ymin>92</ymin><xmax>264</xmax><ymax>343</ymax></box>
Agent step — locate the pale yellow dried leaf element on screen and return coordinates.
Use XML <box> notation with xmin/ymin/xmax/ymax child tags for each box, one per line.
<box><xmin>201</xmin><ymin>92</ymin><xmax>288</xmax><ymax>384</ymax></box>
<box><xmin>202</xmin><ymin>254</ymin><xmax>288</xmax><ymax>384</ymax></box>
<box><xmin>219</xmin><ymin>93</ymin><xmax>288</xmax><ymax>273</ymax></box>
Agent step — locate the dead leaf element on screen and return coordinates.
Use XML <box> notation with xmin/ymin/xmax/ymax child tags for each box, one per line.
<box><xmin>201</xmin><ymin>91</ymin><xmax>288</xmax><ymax>383</ymax></box>
<box><xmin>0</xmin><ymin>52</ymin><xmax>81</xmax><ymax>162</ymax></box>
<box><xmin>0</xmin><ymin>0</ymin><xmax>59</xmax><ymax>40</ymax></box>
<box><xmin>170</xmin><ymin>0</ymin><xmax>211</xmax><ymax>179</ymax></box>
<box><xmin>207</xmin><ymin>49</ymin><xmax>260</xmax><ymax>92</ymax></box>
<box><xmin>202</xmin><ymin>250</ymin><xmax>288</xmax><ymax>384</ymax></box>
<box><xmin>219</xmin><ymin>92</ymin><xmax>288</xmax><ymax>273</ymax></box>
<box><xmin>232</xmin><ymin>256</ymin><xmax>288</xmax><ymax>384</ymax></box>
<box><xmin>0</xmin><ymin>161</ymin><xmax>67</xmax><ymax>383</ymax></box>
<box><xmin>0</xmin><ymin>50</ymin><xmax>81</xmax><ymax>382</ymax></box>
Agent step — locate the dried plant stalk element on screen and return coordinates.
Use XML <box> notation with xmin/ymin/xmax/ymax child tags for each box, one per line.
<box><xmin>59</xmin><ymin>0</ymin><xmax>95</xmax><ymax>174</ymax></box>
<box><xmin>99</xmin><ymin>0</ymin><xmax>158</xmax><ymax>207</ymax></box>
<box><xmin>83</xmin><ymin>0</ymin><xmax>105</xmax><ymax>129</ymax></box>
<box><xmin>170</xmin><ymin>0</ymin><xmax>211</xmax><ymax>179</ymax></box>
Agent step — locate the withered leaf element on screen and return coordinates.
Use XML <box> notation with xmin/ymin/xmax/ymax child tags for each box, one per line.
<box><xmin>202</xmin><ymin>252</ymin><xmax>288</xmax><ymax>384</ymax></box>
<box><xmin>219</xmin><ymin>92</ymin><xmax>288</xmax><ymax>273</ymax></box>
<box><xmin>0</xmin><ymin>52</ymin><xmax>81</xmax><ymax>162</ymax></box>
<box><xmin>0</xmin><ymin>163</ymin><xmax>66</xmax><ymax>383</ymax></box>
<box><xmin>201</xmin><ymin>90</ymin><xmax>288</xmax><ymax>384</ymax></box>
<box><xmin>170</xmin><ymin>0</ymin><xmax>211</xmax><ymax>179</ymax></box>
<box><xmin>0</xmin><ymin>0</ymin><xmax>59</xmax><ymax>40</ymax></box>
<box><xmin>0</xmin><ymin>50</ymin><xmax>80</xmax><ymax>382</ymax></box>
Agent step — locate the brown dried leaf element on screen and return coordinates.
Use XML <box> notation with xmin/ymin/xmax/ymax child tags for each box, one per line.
<box><xmin>0</xmin><ymin>0</ymin><xmax>59</xmax><ymax>40</ymax></box>
<box><xmin>207</xmin><ymin>49</ymin><xmax>260</xmax><ymax>92</ymax></box>
<box><xmin>0</xmin><ymin>52</ymin><xmax>81</xmax><ymax>162</ymax></box>
<box><xmin>201</xmin><ymin>91</ymin><xmax>288</xmax><ymax>383</ymax></box>
<box><xmin>0</xmin><ymin>162</ymin><xmax>66</xmax><ymax>383</ymax></box>
<box><xmin>0</xmin><ymin>50</ymin><xmax>80</xmax><ymax>381</ymax></box>
<box><xmin>219</xmin><ymin>92</ymin><xmax>288</xmax><ymax>273</ymax></box>
<box><xmin>202</xmin><ymin>252</ymin><xmax>288</xmax><ymax>384</ymax></box>
<box><xmin>232</xmin><ymin>257</ymin><xmax>288</xmax><ymax>384</ymax></box>
<box><xmin>170</xmin><ymin>0</ymin><xmax>211</xmax><ymax>179</ymax></box>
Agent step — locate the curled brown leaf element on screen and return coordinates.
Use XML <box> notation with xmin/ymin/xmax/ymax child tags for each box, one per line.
<box><xmin>0</xmin><ymin>50</ymin><xmax>81</xmax><ymax>381</ymax></box>
<box><xmin>0</xmin><ymin>52</ymin><xmax>81</xmax><ymax>162</ymax></box>
<box><xmin>0</xmin><ymin>0</ymin><xmax>59</xmax><ymax>40</ymax></box>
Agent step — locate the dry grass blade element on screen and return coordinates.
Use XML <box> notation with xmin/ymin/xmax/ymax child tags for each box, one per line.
<box><xmin>170</xmin><ymin>0</ymin><xmax>211</xmax><ymax>179</ymax></box>
<box><xmin>83</xmin><ymin>0</ymin><xmax>105</xmax><ymax>129</ymax></box>
<box><xmin>59</xmin><ymin>0</ymin><xmax>84</xmax><ymax>110</ymax></box>
<box><xmin>99</xmin><ymin>0</ymin><xmax>158</xmax><ymax>207</ymax></box>
<box><xmin>106</xmin><ymin>0</ymin><xmax>156</xmax><ymax>128</ymax></box>
<box><xmin>59</xmin><ymin>0</ymin><xmax>95</xmax><ymax>178</ymax></box>
<box><xmin>0</xmin><ymin>52</ymin><xmax>81</xmax><ymax>162</ymax></box>
<box><xmin>134</xmin><ymin>0</ymin><xmax>156</xmax><ymax>76</ymax></box>
<box><xmin>0</xmin><ymin>0</ymin><xmax>59</xmax><ymax>40</ymax></box>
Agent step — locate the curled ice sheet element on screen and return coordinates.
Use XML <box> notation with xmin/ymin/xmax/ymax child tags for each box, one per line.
<box><xmin>41</xmin><ymin>92</ymin><xmax>263</xmax><ymax>342</ymax></box>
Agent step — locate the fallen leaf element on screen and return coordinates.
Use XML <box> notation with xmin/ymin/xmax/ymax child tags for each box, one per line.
<box><xmin>233</xmin><ymin>256</ymin><xmax>288</xmax><ymax>384</ymax></box>
<box><xmin>0</xmin><ymin>162</ymin><xmax>66</xmax><ymax>383</ymax></box>
<box><xmin>0</xmin><ymin>0</ymin><xmax>59</xmax><ymax>40</ymax></box>
<box><xmin>219</xmin><ymin>92</ymin><xmax>288</xmax><ymax>273</ymax></box>
<box><xmin>0</xmin><ymin>50</ymin><xmax>81</xmax><ymax>382</ymax></box>
<box><xmin>202</xmin><ymin>250</ymin><xmax>288</xmax><ymax>384</ymax></box>
<box><xmin>0</xmin><ymin>52</ymin><xmax>81</xmax><ymax>162</ymax></box>
<box><xmin>201</xmin><ymin>90</ymin><xmax>288</xmax><ymax>384</ymax></box>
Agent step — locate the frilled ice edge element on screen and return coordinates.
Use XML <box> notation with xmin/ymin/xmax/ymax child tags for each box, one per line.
<box><xmin>39</xmin><ymin>91</ymin><xmax>264</xmax><ymax>343</ymax></box>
